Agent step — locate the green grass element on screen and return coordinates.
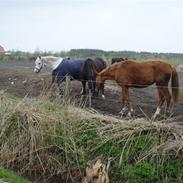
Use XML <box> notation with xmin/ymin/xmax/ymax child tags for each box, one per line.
<box><xmin>0</xmin><ymin>169</ymin><xmax>32</xmax><ymax>183</ymax></box>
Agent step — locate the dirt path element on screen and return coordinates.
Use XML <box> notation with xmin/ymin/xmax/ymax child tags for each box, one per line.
<box><xmin>0</xmin><ymin>60</ymin><xmax>183</xmax><ymax>121</ymax></box>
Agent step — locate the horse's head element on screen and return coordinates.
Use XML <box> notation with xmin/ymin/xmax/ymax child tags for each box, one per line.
<box><xmin>34</xmin><ymin>56</ymin><xmax>44</xmax><ymax>73</ymax></box>
<box><xmin>96</xmin><ymin>73</ymin><xmax>105</xmax><ymax>99</ymax></box>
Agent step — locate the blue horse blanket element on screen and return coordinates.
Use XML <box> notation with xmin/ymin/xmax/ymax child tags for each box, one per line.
<box><xmin>52</xmin><ymin>58</ymin><xmax>85</xmax><ymax>83</ymax></box>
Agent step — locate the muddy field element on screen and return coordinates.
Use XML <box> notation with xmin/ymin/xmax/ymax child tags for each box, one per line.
<box><xmin>0</xmin><ymin>60</ymin><xmax>183</xmax><ymax>121</ymax></box>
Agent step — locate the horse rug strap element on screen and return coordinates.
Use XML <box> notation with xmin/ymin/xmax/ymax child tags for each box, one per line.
<box><xmin>52</xmin><ymin>58</ymin><xmax>85</xmax><ymax>83</ymax></box>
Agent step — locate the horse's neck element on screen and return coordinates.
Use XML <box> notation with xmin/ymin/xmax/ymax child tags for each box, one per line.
<box><xmin>101</xmin><ymin>68</ymin><xmax>115</xmax><ymax>81</ymax></box>
<box><xmin>51</xmin><ymin>58</ymin><xmax>63</xmax><ymax>70</ymax></box>
<box><xmin>42</xmin><ymin>56</ymin><xmax>63</xmax><ymax>70</ymax></box>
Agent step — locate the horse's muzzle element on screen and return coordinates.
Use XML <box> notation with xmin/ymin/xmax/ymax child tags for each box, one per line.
<box><xmin>34</xmin><ymin>68</ymin><xmax>40</xmax><ymax>73</ymax></box>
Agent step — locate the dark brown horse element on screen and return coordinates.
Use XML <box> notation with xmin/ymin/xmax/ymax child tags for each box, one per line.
<box><xmin>96</xmin><ymin>60</ymin><xmax>179</xmax><ymax>118</ymax></box>
<box><xmin>81</xmin><ymin>57</ymin><xmax>107</xmax><ymax>97</ymax></box>
<box><xmin>111</xmin><ymin>57</ymin><xmax>128</xmax><ymax>65</ymax></box>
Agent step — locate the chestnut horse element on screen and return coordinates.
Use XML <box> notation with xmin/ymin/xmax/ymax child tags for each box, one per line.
<box><xmin>96</xmin><ymin>60</ymin><xmax>179</xmax><ymax>119</ymax></box>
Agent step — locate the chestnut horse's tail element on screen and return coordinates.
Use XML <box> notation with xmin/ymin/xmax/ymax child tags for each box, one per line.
<box><xmin>171</xmin><ymin>66</ymin><xmax>179</xmax><ymax>103</ymax></box>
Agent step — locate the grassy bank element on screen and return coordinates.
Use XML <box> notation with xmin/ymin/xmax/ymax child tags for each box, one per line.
<box><xmin>0</xmin><ymin>90</ymin><xmax>183</xmax><ymax>183</ymax></box>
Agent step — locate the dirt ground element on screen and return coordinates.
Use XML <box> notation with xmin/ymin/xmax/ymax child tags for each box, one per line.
<box><xmin>0</xmin><ymin>60</ymin><xmax>183</xmax><ymax>122</ymax></box>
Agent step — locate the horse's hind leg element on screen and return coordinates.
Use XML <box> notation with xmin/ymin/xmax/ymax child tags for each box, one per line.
<box><xmin>92</xmin><ymin>81</ymin><xmax>97</xmax><ymax>96</ymax></box>
<box><xmin>120</xmin><ymin>86</ymin><xmax>133</xmax><ymax>117</ymax></box>
<box><xmin>126</xmin><ymin>88</ymin><xmax>133</xmax><ymax>117</ymax></box>
<box><xmin>164</xmin><ymin>87</ymin><xmax>172</xmax><ymax>117</ymax></box>
<box><xmin>152</xmin><ymin>87</ymin><xmax>165</xmax><ymax>119</ymax></box>
<box><xmin>119</xmin><ymin>88</ymin><xmax>127</xmax><ymax>115</ymax></box>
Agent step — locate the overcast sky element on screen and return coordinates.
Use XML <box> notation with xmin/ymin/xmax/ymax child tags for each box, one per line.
<box><xmin>1</xmin><ymin>0</ymin><xmax>183</xmax><ymax>53</ymax></box>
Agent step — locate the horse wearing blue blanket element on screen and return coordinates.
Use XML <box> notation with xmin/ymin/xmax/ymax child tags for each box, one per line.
<box><xmin>34</xmin><ymin>56</ymin><xmax>106</xmax><ymax>97</ymax></box>
<box><xmin>52</xmin><ymin>58</ymin><xmax>85</xmax><ymax>83</ymax></box>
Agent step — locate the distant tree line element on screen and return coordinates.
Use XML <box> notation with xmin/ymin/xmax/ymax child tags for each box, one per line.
<box><xmin>0</xmin><ymin>49</ymin><xmax>183</xmax><ymax>64</ymax></box>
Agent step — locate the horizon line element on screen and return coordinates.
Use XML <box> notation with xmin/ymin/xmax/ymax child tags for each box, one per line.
<box><xmin>4</xmin><ymin>48</ymin><xmax>183</xmax><ymax>55</ymax></box>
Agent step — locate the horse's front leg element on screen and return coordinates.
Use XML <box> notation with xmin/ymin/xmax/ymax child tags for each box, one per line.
<box><xmin>88</xmin><ymin>80</ymin><xmax>96</xmax><ymax>96</ymax></box>
<box><xmin>122</xmin><ymin>86</ymin><xmax>133</xmax><ymax>117</ymax></box>
<box><xmin>52</xmin><ymin>75</ymin><xmax>62</xmax><ymax>95</ymax></box>
<box><xmin>81</xmin><ymin>81</ymin><xmax>86</xmax><ymax>95</ymax></box>
<box><xmin>50</xmin><ymin>75</ymin><xmax>57</xmax><ymax>89</ymax></box>
<box><xmin>92</xmin><ymin>80</ymin><xmax>98</xmax><ymax>97</ymax></box>
<box><xmin>119</xmin><ymin>87</ymin><xmax>128</xmax><ymax>116</ymax></box>
<box><xmin>100</xmin><ymin>82</ymin><xmax>105</xmax><ymax>99</ymax></box>
<box><xmin>152</xmin><ymin>86</ymin><xmax>165</xmax><ymax>120</ymax></box>
<box><xmin>93</xmin><ymin>80</ymin><xmax>96</xmax><ymax>95</ymax></box>
<box><xmin>58</xmin><ymin>83</ymin><xmax>64</xmax><ymax>95</ymax></box>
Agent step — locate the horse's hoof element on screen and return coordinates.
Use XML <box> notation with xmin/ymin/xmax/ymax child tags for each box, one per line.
<box><xmin>118</xmin><ymin>107</ymin><xmax>128</xmax><ymax>116</ymax></box>
<box><xmin>127</xmin><ymin>112</ymin><xmax>132</xmax><ymax>118</ymax></box>
<box><xmin>101</xmin><ymin>94</ymin><xmax>105</xmax><ymax>99</ymax></box>
<box><xmin>118</xmin><ymin>111</ymin><xmax>125</xmax><ymax>117</ymax></box>
<box><xmin>151</xmin><ymin>114</ymin><xmax>159</xmax><ymax>121</ymax></box>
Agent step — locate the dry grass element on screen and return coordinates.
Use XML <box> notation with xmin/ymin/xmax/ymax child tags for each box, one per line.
<box><xmin>99</xmin><ymin>119</ymin><xmax>183</xmax><ymax>164</ymax></box>
<box><xmin>0</xmin><ymin>90</ymin><xmax>183</xmax><ymax>182</ymax></box>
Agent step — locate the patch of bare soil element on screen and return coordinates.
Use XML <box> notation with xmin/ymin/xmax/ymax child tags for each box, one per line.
<box><xmin>0</xmin><ymin>60</ymin><xmax>183</xmax><ymax>121</ymax></box>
